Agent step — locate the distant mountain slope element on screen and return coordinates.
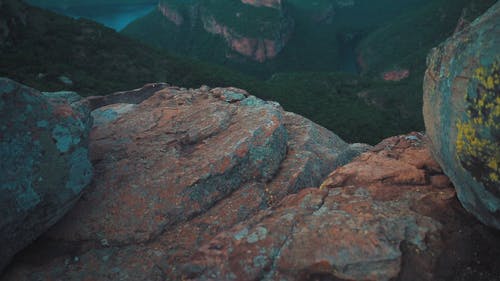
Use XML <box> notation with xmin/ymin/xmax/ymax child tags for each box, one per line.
<box><xmin>4</xmin><ymin>0</ymin><xmax>495</xmax><ymax>145</ymax></box>
<box><xmin>24</xmin><ymin>0</ymin><xmax>156</xmax><ymax>7</ymax></box>
<box><xmin>0</xmin><ymin>0</ymin><xmax>258</xmax><ymax>96</ymax></box>
<box><xmin>356</xmin><ymin>0</ymin><xmax>498</xmax><ymax>77</ymax></box>
<box><xmin>24</xmin><ymin>0</ymin><xmax>159</xmax><ymax>31</ymax></box>
<box><xmin>123</xmin><ymin>0</ymin><xmax>295</xmax><ymax>74</ymax></box>
<box><xmin>122</xmin><ymin>0</ymin><xmax>430</xmax><ymax>77</ymax></box>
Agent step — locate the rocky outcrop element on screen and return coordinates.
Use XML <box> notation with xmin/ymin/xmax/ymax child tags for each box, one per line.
<box><xmin>156</xmin><ymin>0</ymin><xmax>294</xmax><ymax>62</ymax></box>
<box><xmin>181</xmin><ymin>133</ymin><xmax>500</xmax><ymax>281</ymax></box>
<box><xmin>382</xmin><ymin>69</ymin><xmax>410</xmax><ymax>81</ymax></box>
<box><xmin>0</xmin><ymin>78</ymin><xmax>93</xmax><ymax>272</ymax></box>
<box><xmin>1</xmin><ymin>85</ymin><xmax>367</xmax><ymax>280</ymax></box>
<box><xmin>202</xmin><ymin>15</ymin><xmax>292</xmax><ymax>62</ymax></box>
<box><xmin>2</xmin><ymin>82</ymin><xmax>499</xmax><ymax>280</ymax></box>
<box><xmin>423</xmin><ymin>2</ymin><xmax>500</xmax><ymax>229</ymax></box>
<box><xmin>158</xmin><ymin>2</ymin><xmax>184</xmax><ymax>26</ymax></box>
<box><xmin>240</xmin><ymin>0</ymin><xmax>282</xmax><ymax>9</ymax></box>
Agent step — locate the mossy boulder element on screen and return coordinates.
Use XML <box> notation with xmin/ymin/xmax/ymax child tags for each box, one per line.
<box><xmin>423</xmin><ymin>2</ymin><xmax>500</xmax><ymax>229</ymax></box>
<box><xmin>0</xmin><ymin>78</ymin><xmax>93</xmax><ymax>272</ymax></box>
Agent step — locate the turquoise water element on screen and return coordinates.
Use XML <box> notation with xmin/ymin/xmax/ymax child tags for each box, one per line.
<box><xmin>43</xmin><ymin>4</ymin><xmax>157</xmax><ymax>31</ymax></box>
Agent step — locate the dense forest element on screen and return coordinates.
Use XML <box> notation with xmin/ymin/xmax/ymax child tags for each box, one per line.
<box><xmin>2</xmin><ymin>0</ymin><xmax>497</xmax><ymax>143</ymax></box>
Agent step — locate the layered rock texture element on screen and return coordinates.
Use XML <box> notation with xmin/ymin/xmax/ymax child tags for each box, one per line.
<box><xmin>0</xmin><ymin>78</ymin><xmax>93</xmax><ymax>272</ymax></box>
<box><xmin>180</xmin><ymin>133</ymin><xmax>500</xmax><ymax>281</ymax></box>
<box><xmin>1</xmin><ymin>85</ymin><xmax>367</xmax><ymax>280</ymax></box>
<box><xmin>1</xmin><ymin>82</ymin><xmax>500</xmax><ymax>280</ymax></box>
<box><xmin>423</xmin><ymin>1</ymin><xmax>500</xmax><ymax>230</ymax></box>
<box><xmin>241</xmin><ymin>0</ymin><xmax>282</xmax><ymax>9</ymax></box>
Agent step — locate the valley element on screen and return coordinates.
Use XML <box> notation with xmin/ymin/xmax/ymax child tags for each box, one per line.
<box><xmin>25</xmin><ymin>0</ymin><xmax>157</xmax><ymax>30</ymax></box>
<box><xmin>0</xmin><ymin>1</ymin><xmax>499</xmax><ymax>280</ymax></box>
<box><xmin>2</xmin><ymin>0</ymin><xmax>497</xmax><ymax>144</ymax></box>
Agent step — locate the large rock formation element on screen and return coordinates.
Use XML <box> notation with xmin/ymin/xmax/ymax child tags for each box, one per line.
<box><xmin>423</xmin><ymin>2</ymin><xmax>500</xmax><ymax>229</ymax></box>
<box><xmin>151</xmin><ymin>0</ymin><xmax>294</xmax><ymax>63</ymax></box>
<box><xmin>0</xmin><ymin>78</ymin><xmax>93</xmax><ymax>272</ymax></box>
<box><xmin>181</xmin><ymin>134</ymin><xmax>500</xmax><ymax>281</ymax></box>
<box><xmin>241</xmin><ymin>0</ymin><xmax>282</xmax><ymax>9</ymax></box>
<box><xmin>2</xmin><ymin>82</ymin><xmax>499</xmax><ymax>280</ymax></box>
<box><xmin>1</xmin><ymin>85</ymin><xmax>367</xmax><ymax>280</ymax></box>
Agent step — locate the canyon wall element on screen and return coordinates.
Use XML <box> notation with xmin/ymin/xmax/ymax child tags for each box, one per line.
<box><xmin>157</xmin><ymin>0</ymin><xmax>293</xmax><ymax>62</ymax></box>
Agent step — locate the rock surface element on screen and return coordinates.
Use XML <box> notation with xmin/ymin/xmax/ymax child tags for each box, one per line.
<box><xmin>241</xmin><ymin>0</ymin><xmax>282</xmax><ymax>9</ymax></box>
<box><xmin>0</xmin><ymin>78</ymin><xmax>93</xmax><ymax>272</ymax></box>
<box><xmin>181</xmin><ymin>133</ymin><xmax>500</xmax><ymax>281</ymax></box>
<box><xmin>1</xmin><ymin>85</ymin><xmax>367</xmax><ymax>280</ymax></box>
<box><xmin>423</xmin><ymin>2</ymin><xmax>500</xmax><ymax>229</ymax></box>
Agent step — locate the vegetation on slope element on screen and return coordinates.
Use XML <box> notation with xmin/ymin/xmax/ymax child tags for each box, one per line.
<box><xmin>357</xmin><ymin>0</ymin><xmax>498</xmax><ymax>76</ymax></box>
<box><xmin>24</xmin><ymin>0</ymin><xmax>157</xmax><ymax>7</ymax></box>
<box><xmin>123</xmin><ymin>0</ymin><xmax>432</xmax><ymax>78</ymax></box>
<box><xmin>0</xmin><ymin>0</ymin><xmax>257</xmax><ymax>96</ymax></box>
<box><xmin>2</xmin><ymin>0</ymin><xmax>497</xmax><ymax>144</ymax></box>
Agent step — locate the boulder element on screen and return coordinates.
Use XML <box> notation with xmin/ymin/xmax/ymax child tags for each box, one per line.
<box><xmin>181</xmin><ymin>134</ymin><xmax>500</xmax><ymax>281</ymax></box>
<box><xmin>0</xmin><ymin>78</ymin><xmax>93</xmax><ymax>272</ymax></box>
<box><xmin>1</xmin><ymin>85</ymin><xmax>367</xmax><ymax>280</ymax></box>
<box><xmin>423</xmin><ymin>2</ymin><xmax>500</xmax><ymax>229</ymax></box>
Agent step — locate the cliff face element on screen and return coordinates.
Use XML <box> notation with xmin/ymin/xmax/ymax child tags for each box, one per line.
<box><xmin>156</xmin><ymin>0</ymin><xmax>293</xmax><ymax>62</ymax></box>
<box><xmin>201</xmin><ymin>14</ymin><xmax>290</xmax><ymax>62</ymax></box>
<box><xmin>123</xmin><ymin>0</ymin><xmax>447</xmax><ymax>77</ymax></box>
<box><xmin>241</xmin><ymin>0</ymin><xmax>282</xmax><ymax>9</ymax></box>
<box><xmin>157</xmin><ymin>2</ymin><xmax>184</xmax><ymax>26</ymax></box>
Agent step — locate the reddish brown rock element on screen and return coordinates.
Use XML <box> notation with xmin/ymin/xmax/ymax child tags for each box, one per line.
<box><xmin>202</xmin><ymin>15</ymin><xmax>291</xmax><ymax>62</ymax></box>
<box><xmin>158</xmin><ymin>3</ymin><xmax>184</xmax><ymax>26</ymax></box>
<box><xmin>156</xmin><ymin>0</ymin><xmax>294</xmax><ymax>62</ymax></box>
<box><xmin>382</xmin><ymin>69</ymin><xmax>410</xmax><ymax>81</ymax></box>
<box><xmin>180</xmin><ymin>133</ymin><xmax>500</xmax><ymax>281</ymax></box>
<box><xmin>240</xmin><ymin>0</ymin><xmax>282</xmax><ymax>9</ymax></box>
<box><xmin>1</xmin><ymin>85</ymin><xmax>366</xmax><ymax>280</ymax></box>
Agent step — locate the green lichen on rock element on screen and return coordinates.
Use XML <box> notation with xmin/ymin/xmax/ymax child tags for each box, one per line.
<box><xmin>0</xmin><ymin>78</ymin><xmax>93</xmax><ymax>272</ymax></box>
<box><xmin>423</xmin><ymin>1</ymin><xmax>500</xmax><ymax>229</ymax></box>
<box><xmin>456</xmin><ymin>60</ymin><xmax>500</xmax><ymax>189</ymax></box>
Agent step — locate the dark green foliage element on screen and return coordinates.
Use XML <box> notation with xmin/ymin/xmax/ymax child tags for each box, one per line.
<box><xmin>25</xmin><ymin>0</ymin><xmax>157</xmax><ymax>7</ymax></box>
<box><xmin>357</xmin><ymin>0</ymin><xmax>498</xmax><ymax>76</ymax></box>
<box><xmin>123</xmin><ymin>0</ymin><xmax>435</xmax><ymax>77</ymax></box>
<box><xmin>262</xmin><ymin>72</ymin><xmax>424</xmax><ymax>144</ymax></box>
<box><xmin>2</xmin><ymin>0</ymin><xmax>497</xmax><ymax>145</ymax></box>
<box><xmin>0</xmin><ymin>0</ymin><xmax>256</xmax><ymax>96</ymax></box>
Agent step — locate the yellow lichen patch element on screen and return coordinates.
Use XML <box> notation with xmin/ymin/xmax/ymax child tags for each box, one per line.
<box><xmin>456</xmin><ymin>60</ymin><xmax>500</xmax><ymax>187</ymax></box>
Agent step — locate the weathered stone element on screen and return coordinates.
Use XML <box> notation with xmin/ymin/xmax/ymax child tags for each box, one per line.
<box><xmin>0</xmin><ymin>78</ymin><xmax>93</xmax><ymax>272</ymax></box>
<box><xmin>241</xmin><ymin>0</ymin><xmax>282</xmax><ymax>9</ymax></box>
<box><xmin>423</xmin><ymin>2</ymin><xmax>500</xmax><ymax>229</ymax></box>
<box><xmin>181</xmin><ymin>134</ymin><xmax>500</xmax><ymax>281</ymax></box>
<box><xmin>1</xmin><ymin>85</ymin><xmax>365</xmax><ymax>280</ymax></box>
